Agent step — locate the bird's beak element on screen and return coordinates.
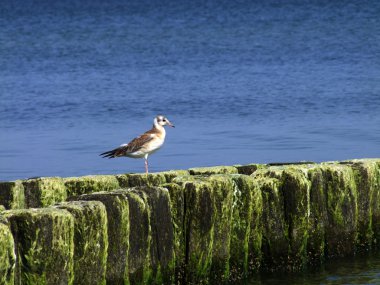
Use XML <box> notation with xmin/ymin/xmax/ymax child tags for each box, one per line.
<box><xmin>167</xmin><ymin>120</ymin><xmax>175</xmax><ymax>128</ymax></box>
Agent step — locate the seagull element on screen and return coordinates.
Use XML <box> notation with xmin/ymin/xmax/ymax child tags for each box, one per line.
<box><xmin>100</xmin><ymin>115</ymin><xmax>175</xmax><ymax>174</ymax></box>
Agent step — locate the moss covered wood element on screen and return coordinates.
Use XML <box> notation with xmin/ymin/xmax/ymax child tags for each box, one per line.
<box><xmin>230</xmin><ymin>175</ymin><xmax>263</xmax><ymax>280</ymax></box>
<box><xmin>0</xmin><ymin>181</ymin><xmax>25</xmax><ymax>209</ymax></box>
<box><xmin>345</xmin><ymin>160</ymin><xmax>380</xmax><ymax>250</ymax></box>
<box><xmin>179</xmin><ymin>175</ymin><xmax>235</xmax><ymax>283</ymax></box>
<box><xmin>69</xmin><ymin>191</ymin><xmax>130</xmax><ymax>285</ymax></box>
<box><xmin>122</xmin><ymin>190</ymin><xmax>152</xmax><ymax>284</ymax></box>
<box><xmin>370</xmin><ymin>160</ymin><xmax>380</xmax><ymax>246</ymax></box>
<box><xmin>0</xmin><ymin>158</ymin><xmax>379</xmax><ymax>282</ymax></box>
<box><xmin>280</xmin><ymin>169</ymin><xmax>310</xmax><ymax>270</ymax></box>
<box><xmin>161</xmin><ymin>182</ymin><xmax>186</xmax><ymax>282</ymax></box>
<box><xmin>0</xmin><ymin>217</ymin><xmax>15</xmax><ymax>285</ymax></box>
<box><xmin>116</xmin><ymin>173</ymin><xmax>167</xmax><ymax>188</ymax></box>
<box><xmin>22</xmin><ymin>177</ymin><xmax>67</xmax><ymax>208</ymax></box>
<box><xmin>182</xmin><ymin>180</ymin><xmax>213</xmax><ymax>282</ymax></box>
<box><xmin>188</xmin><ymin>166</ymin><xmax>238</xmax><ymax>175</ymax></box>
<box><xmin>307</xmin><ymin>167</ymin><xmax>328</xmax><ymax>264</ymax></box>
<box><xmin>253</xmin><ymin>166</ymin><xmax>312</xmax><ymax>271</ymax></box>
<box><xmin>321</xmin><ymin>164</ymin><xmax>358</xmax><ymax>257</ymax></box>
<box><xmin>208</xmin><ymin>176</ymin><xmax>235</xmax><ymax>282</ymax></box>
<box><xmin>55</xmin><ymin>201</ymin><xmax>108</xmax><ymax>285</ymax></box>
<box><xmin>63</xmin><ymin>175</ymin><xmax>120</xmax><ymax>197</ymax></box>
<box><xmin>234</xmin><ymin>164</ymin><xmax>267</xmax><ymax>175</ymax></box>
<box><xmin>115</xmin><ymin>170</ymin><xmax>189</xmax><ymax>188</ymax></box>
<box><xmin>126</xmin><ymin>187</ymin><xmax>176</xmax><ymax>284</ymax></box>
<box><xmin>161</xmin><ymin>170</ymin><xmax>190</xmax><ymax>183</ymax></box>
<box><xmin>255</xmin><ymin>171</ymin><xmax>289</xmax><ymax>271</ymax></box>
<box><xmin>3</xmin><ymin>208</ymin><xmax>74</xmax><ymax>285</ymax></box>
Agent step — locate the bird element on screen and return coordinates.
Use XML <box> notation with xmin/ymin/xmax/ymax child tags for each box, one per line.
<box><xmin>100</xmin><ymin>115</ymin><xmax>175</xmax><ymax>174</ymax></box>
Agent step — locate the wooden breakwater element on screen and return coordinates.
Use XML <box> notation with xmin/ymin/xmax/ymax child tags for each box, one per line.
<box><xmin>0</xmin><ymin>159</ymin><xmax>379</xmax><ymax>284</ymax></box>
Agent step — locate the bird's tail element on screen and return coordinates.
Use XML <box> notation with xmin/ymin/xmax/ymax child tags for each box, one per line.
<box><xmin>100</xmin><ymin>149</ymin><xmax>117</xmax><ymax>158</ymax></box>
<box><xmin>100</xmin><ymin>144</ymin><xmax>129</xmax><ymax>158</ymax></box>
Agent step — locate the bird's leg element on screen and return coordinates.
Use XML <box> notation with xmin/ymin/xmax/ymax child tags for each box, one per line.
<box><xmin>144</xmin><ymin>158</ymin><xmax>149</xmax><ymax>175</ymax></box>
<box><xmin>144</xmin><ymin>154</ymin><xmax>151</xmax><ymax>185</ymax></box>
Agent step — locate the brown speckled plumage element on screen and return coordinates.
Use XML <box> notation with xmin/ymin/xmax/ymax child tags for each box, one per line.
<box><xmin>100</xmin><ymin>115</ymin><xmax>174</xmax><ymax>173</ymax></box>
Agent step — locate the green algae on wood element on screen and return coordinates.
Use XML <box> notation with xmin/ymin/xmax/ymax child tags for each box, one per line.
<box><xmin>182</xmin><ymin>175</ymin><xmax>235</xmax><ymax>283</ymax></box>
<box><xmin>116</xmin><ymin>170</ymin><xmax>189</xmax><ymax>188</ymax></box>
<box><xmin>189</xmin><ymin>166</ymin><xmax>238</xmax><ymax>175</ymax></box>
<box><xmin>162</xmin><ymin>183</ymin><xmax>186</xmax><ymax>272</ymax></box>
<box><xmin>0</xmin><ymin>158</ymin><xmax>378</xmax><ymax>282</ymax></box>
<box><xmin>370</xmin><ymin>160</ymin><xmax>380</xmax><ymax>247</ymax></box>
<box><xmin>69</xmin><ymin>191</ymin><xmax>130</xmax><ymax>285</ymax></box>
<box><xmin>55</xmin><ymin>201</ymin><xmax>108</xmax><ymax>285</ymax></box>
<box><xmin>341</xmin><ymin>159</ymin><xmax>380</xmax><ymax>250</ymax></box>
<box><xmin>255</xmin><ymin>173</ymin><xmax>289</xmax><ymax>271</ymax></box>
<box><xmin>161</xmin><ymin>183</ymin><xmax>186</xmax><ymax>282</ymax></box>
<box><xmin>322</xmin><ymin>164</ymin><xmax>358</xmax><ymax>257</ymax></box>
<box><xmin>280</xmin><ymin>169</ymin><xmax>310</xmax><ymax>270</ymax></box>
<box><xmin>127</xmin><ymin>187</ymin><xmax>176</xmax><ymax>284</ymax></box>
<box><xmin>230</xmin><ymin>175</ymin><xmax>263</xmax><ymax>280</ymax></box>
<box><xmin>22</xmin><ymin>177</ymin><xmax>67</xmax><ymax>208</ymax></box>
<box><xmin>307</xmin><ymin>167</ymin><xmax>328</xmax><ymax>264</ymax></box>
<box><xmin>122</xmin><ymin>190</ymin><xmax>152</xmax><ymax>284</ymax></box>
<box><xmin>208</xmin><ymin>176</ymin><xmax>235</xmax><ymax>282</ymax></box>
<box><xmin>183</xmin><ymin>180</ymin><xmax>214</xmax><ymax>282</ymax></box>
<box><xmin>116</xmin><ymin>173</ymin><xmax>167</xmax><ymax>188</ymax></box>
<box><xmin>175</xmin><ymin>175</ymin><xmax>235</xmax><ymax>281</ymax></box>
<box><xmin>253</xmin><ymin>164</ymin><xmax>324</xmax><ymax>271</ymax></box>
<box><xmin>0</xmin><ymin>180</ymin><xmax>25</xmax><ymax>209</ymax></box>
<box><xmin>161</xmin><ymin>170</ymin><xmax>190</xmax><ymax>183</ymax></box>
<box><xmin>234</xmin><ymin>164</ymin><xmax>267</xmax><ymax>175</ymax></box>
<box><xmin>161</xmin><ymin>183</ymin><xmax>184</xmax><ymax>239</ymax></box>
<box><xmin>253</xmin><ymin>166</ymin><xmax>312</xmax><ymax>271</ymax></box>
<box><xmin>3</xmin><ymin>208</ymin><xmax>74</xmax><ymax>285</ymax></box>
<box><xmin>0</xmin><ymin>217</ymin><xmax>15</xmax><ymax>285</ymax></box>
<box><xmin>172</xmin><ymin>175</ymin><xmax>200</xmax><ymax>185</ymax></box>
<box><xmin>64</xmin><ymin>175</ymin><xmax>120</xmax><ymax>197</ymax></box>
<box><xmin>348</xmin><ymin>160</ymin><xmax>378</xmax><ymax>250</ymax></box>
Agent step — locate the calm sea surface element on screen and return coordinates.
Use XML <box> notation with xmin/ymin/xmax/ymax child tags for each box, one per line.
<box><xmin>243</xmin><ymin>253</ymin><xmax>380</xmax><ymax>285</ymax></box>
<box><xmin>1</xmin><ymin>0</ymin><xmax>380</xmax><ymax>283</ymax></box>
<box><xmin>1</xmin><ymin>0</ymin><xmax>379</xmax><ymax>180</ymax></box>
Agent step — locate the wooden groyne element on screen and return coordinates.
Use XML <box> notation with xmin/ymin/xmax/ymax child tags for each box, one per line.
<box><xmin>0</xmin><ymin>159</ymin><xmax>379</xmax><ymax>284</ymax></box>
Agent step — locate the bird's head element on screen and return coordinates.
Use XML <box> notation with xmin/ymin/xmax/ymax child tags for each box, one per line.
<box><xmin>155</xmin><ymin>115</ymin><xmax>175</xmax><ymax>128</ymax></box>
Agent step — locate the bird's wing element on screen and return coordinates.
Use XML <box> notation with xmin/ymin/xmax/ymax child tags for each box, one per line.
<box><xmin>100</xmin><ymin>129</ymin><xmax>158</xmax><ymax>158</ymax></box>
<box><xmin>124</xmin><ymin>132</ymin><xmax>155</xmax><ymax>153</ymax></box>
<box><xmin>100</xmin><ymin>133</ymin><xmax>155</xmax><ymax>158</ymax></box>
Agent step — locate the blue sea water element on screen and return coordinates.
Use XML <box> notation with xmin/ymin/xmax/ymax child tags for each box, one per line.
<box><xmin>245</xmin><ymin>252</ymin><xmax>380</xmax><ymax>285</ymax></box>
<box><xmin>1</xmin><ymin>0</ymin><xmax>380</xmax><ymax>283</ymax></box>
<box><xmin>1</xmin><ymin>0</ymin><xmax>379</xmax><ymax>181</ymax></box>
